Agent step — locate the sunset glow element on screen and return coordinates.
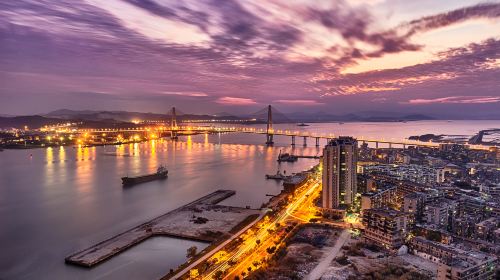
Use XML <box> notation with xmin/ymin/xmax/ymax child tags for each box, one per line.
<box><xmin>0</xmin><ymin>0</ymin><xmax>499</xmax><ymax>118</ymax></box>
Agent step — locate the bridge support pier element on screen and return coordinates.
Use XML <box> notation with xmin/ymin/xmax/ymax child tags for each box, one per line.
<box><xmin>315</xmin><ymin>137</ymin><xmax>320</xmax><ymax>147</ymax></box>
<box><xmin>375</xmin><ymin>142</ymin><xmax>379</xmax><ymax>149</ymax></box>
<box><xmin>303</xmin><ymin>136</ymin><xmax>307</xmax><ymax>147</ymax></box>
<box><xmin>170</xmin><ymin>106</ymin><xmax>178</xmax><ymax>140</ymax></box>
<box><xmin>170</xmin><ymin>131</ymin><xmax>178</xmax><ymax>140</ymax></box>
<box><xmin>291</xmin><ymin>135</ymin><xmax>295</xmax><ymax>146</ymax></box>
<box><xmin>389</xmin><ymin>143</ymin><xmax>392</xmax><ymax>149</ymax></box>
<box><xmin>403</xmin><ymin>144</ymin><xmax>406</xmax><ymax>150</ymax></box>
<box><xmin>265</xmin><ymin>105</ymin><xmax>274</xmax><ymax>146</ymax></box>
<box><xmin>266</xmin><ymin>134</ymin><xmax>274</xmax><ymax>146</ymax></box>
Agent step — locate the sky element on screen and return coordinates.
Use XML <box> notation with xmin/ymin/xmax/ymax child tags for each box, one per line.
<box><xmin>0</xmin><ymin>0</ymin><xmax>499</xmax><ymax>117</ymax></box>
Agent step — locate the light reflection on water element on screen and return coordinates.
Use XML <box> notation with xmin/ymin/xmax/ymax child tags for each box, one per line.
<box><xmin>0</xmin><ymin>134</ymin><xmax>315</xmax><ymax>279</ymax></box>
<box><xmin>0</xmin><ymin>121</ymin><xmax>498</xmax><ymax>279</ymax></box>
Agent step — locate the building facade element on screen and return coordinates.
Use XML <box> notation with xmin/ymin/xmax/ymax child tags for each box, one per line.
<box><xmin>361</xmin><ymin>164</ymin><xmax>445</xmax><ymax>185</ymax></box>
<box><xmin>409</xmin><ymin>237</ymin><xmax>497</xmax><ymax>280</ymax></box>
<box><xmin>437</xmin><ymin>253</ymin><xmax>497</xmax><ymax>280</ymax></box>
<box><xmin>322</xmin><ymin>137</ymin><xmax>358</xmax><ymax>209</ymax></box>
<box><xmin>362</xmin><ymin>208</ymin><xmax>410</xmax><ymax>249</ymax></box>
<box><xmin>424</xmin><ymin>199</ymin><xmax>459</xmax><ymax>230</ymax></box>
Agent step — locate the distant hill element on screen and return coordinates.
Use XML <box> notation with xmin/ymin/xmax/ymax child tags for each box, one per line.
<box><xmin>213</xmin><ymin>112</ymin><xmax>237</xmax><ymax>117</ymax></box>
<box><xmin>245</xmin><ymin>107</ymin><xmax>291</xmax><ymax>122</ymax></box>
<box><xmin>0</xmin><ymin>116</ymin><xmax>69</xmax><ymax>129</ymax></box>
<box><xmin>5</xmin><ymin>109</ymin><xmax>488</xmax><ymax>129</ymax></box>
<box><xmin>46</xmin><ymin>109</ymin><xmax>247</xmax><ymax>123</ymax></box>
<box><xmin>46</xmin><ymin>109</ymin><xmax>166</xmax><ymax>122</ymax></box>
<box><xmin>285</xmin><ymin>111</ymin><xmax>434</xmax><ymax>122</ymax></box>
<box><xmin>0</xmin><ymin>115</ymin><xmax>153</xmax><ymax>130</ymax></box>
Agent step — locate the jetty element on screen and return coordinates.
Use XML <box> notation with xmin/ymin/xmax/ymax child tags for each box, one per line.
<box><xmin>65</xmin><ymin>190</ymin><xmax>259</xmax><ymax>267</ymax></box>
<box><xmin>277</xmin><ymin>154</ymin><xmax>320</xmax><ymax>161</ymax></box>
<box><xmin>295</xmin><ymin>155</ymin><xmax>320</xmax><ymax>159</ymax></box>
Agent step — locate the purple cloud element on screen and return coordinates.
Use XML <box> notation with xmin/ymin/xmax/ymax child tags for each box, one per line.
<box><xmin>405</xmin><ymin>96</ymin><xmax>500</xmax><ymax>105</ymax></box>
<box><xmin>403</xmin><ymin>3</ymin><xmax>500</xmax><ymax>36</ymax></box>
<box><xmin>216</xmin><ymin>97</ymin><xmax>257</xmax><ymax>105</ymax></box>
<box><xmin>0</xmin><ymin>1</ymin><xmax>499</xmax><ymax>117</ymax></box>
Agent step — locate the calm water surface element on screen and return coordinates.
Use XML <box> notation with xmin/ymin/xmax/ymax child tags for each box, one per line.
<box><xmin>0</xmin><ymin>121</ymin><xmax>498</xmax><ymax>279</ymax></box>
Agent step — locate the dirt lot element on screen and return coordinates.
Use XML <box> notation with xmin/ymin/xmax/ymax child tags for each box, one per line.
<box><xmin>248</xmin><ymin>225</ymin><xmax>343</xmax><ymax>280</ymax></box>
<box><xmin>320</xmin><ymin>240</ymin><xmax>436</xmax><ymax>280</ymax></box>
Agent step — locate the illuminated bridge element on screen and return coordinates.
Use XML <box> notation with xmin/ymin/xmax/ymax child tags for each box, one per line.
<box><xmin>72</xmin><ymin>106</ymin><xmax>496</xmax><ymax>151</ymax></box>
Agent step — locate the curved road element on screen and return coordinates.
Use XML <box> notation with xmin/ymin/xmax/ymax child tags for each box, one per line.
<box><xmin>169</xmin><ymin>209</ymin><xmax>268</xmax><ymax>280</ymax></box>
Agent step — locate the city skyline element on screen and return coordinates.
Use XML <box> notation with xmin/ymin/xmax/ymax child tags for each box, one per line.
<box><xmin>1</xmin><ymin>1</ymin><xmax>500</xmax><ymax>117</ymax></box>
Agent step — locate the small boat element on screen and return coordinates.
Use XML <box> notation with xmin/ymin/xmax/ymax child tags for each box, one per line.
<box><xmin>297</xmin><ymin>123</ymin><xmax>309</xmax><ymax>127</ymax></box>
<box><xmin>277</xmin><ymin>152</ymin><xmax>298</xmax><ymax>162</ymax></box>
<box><xmin>122</xmin><ymin>165</ymin><xmax>168</xmax><ymax>186</ymax></box>
<box><xmin>266</xmin><ymin>170</ymin><xmax>287</xmax><ymax>180</ymax></box>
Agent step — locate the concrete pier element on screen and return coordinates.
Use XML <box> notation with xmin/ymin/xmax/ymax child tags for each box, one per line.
<box><xmin>65</xmin><ymin>190</ymin><xmax>259</xmax><ymax>267</ymax></box>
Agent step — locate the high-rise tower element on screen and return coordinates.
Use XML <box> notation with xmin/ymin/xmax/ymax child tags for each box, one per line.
<box><xmin>322</xmin><ymin>137</ymin><xmax>358</xmax><ymax>209</ymax></box>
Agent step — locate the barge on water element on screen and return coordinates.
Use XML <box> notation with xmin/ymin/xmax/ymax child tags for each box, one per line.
<box><xmin>265</xmin><ymin>170</ymin><xmax>288</xmax><ymax>180</ymax></box>
<box><xmin>277</xmin><ymin>152</ymin><xmax>298</xmax><ymax>163</ymax></box>
<box><xmin>121</xmin><ymin>165</ymin><xmax>168</xmax><ymax>186</ymax></box>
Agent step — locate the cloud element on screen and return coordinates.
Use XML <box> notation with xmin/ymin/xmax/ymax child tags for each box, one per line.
<box><xmin>302</xmin><ymin>2</ymin><xmax>500</xmax><ymax>65</ymax></box>
<box><xmin>216</xmin><ymin>97</ymin><xmax>257</xmax><ymax>105</ymax></box>
<box><xmin>302</xmin><ymin>3</ymin><xmax>422</xmax><ymax>60</ymax></box>
<box><xmin>275</xmin><ymin>99</ymin><xmax>324</xmax><ymax>105</ymax></box>
<box><xmin>0</xmin><ymin>1</ymin><xmax>499</xmax><ymax>117</ymax></box>
<box><xmin>316</xmin><ymin>38</ymin><xmax>500</xmax><ymax>96</ymax></box>
<box><xmin>405</xmin><ymin>96</ymin><xmax>500</xmax><ymax>105</ymax></box>
<box><xmin>161</xmin><ymin>91</ymin><xmax>209</xmax><ymax>97</ymax></box>
<box><xmin>403</xmin><ymin>3</ymin><xmax>500</xmax><ymax>36</ymax></box>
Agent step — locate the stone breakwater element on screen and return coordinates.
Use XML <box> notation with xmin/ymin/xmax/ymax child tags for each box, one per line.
<box><xmin>65</xmin><ymin>190</ymin><xmax>260</xmax><ymax>267</ymax></box>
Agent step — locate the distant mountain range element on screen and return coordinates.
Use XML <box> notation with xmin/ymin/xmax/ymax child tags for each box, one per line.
<box><xmin>0</xmin><ymin>109</ymin><xmax>247</xmax><ymax>129</ymax></box>
<box><xmin>44</xmin><ymin>109</ymin><xmax>435</xmax><ymax>123</ymax></box>
<box><xmin>285</xmin><ymin>111</ymin><xmax>435</xmax><ymax>122</ymax></box>
<box><xmin>45</xmin><ymin>109</ymin><xmax>244</xmax><ymax>122</ymax></box>
<box><xmin>0</xmin><ymin>109</ymin><xmax>496</xmax><ymax>129</ymax></box>
<box><xmin>0</xmin><ymin>115</ymin><xmax>65</xmax><ymax>129</ymax></box>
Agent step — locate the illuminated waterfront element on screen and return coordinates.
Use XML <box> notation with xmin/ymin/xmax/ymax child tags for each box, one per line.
<box><xmin>0</xmin><ymin>121</ymin><xmax>498</xmax><ymax>279</ymax></box>
<box><xmin>0</xmin><ymin>134</ymin><xmax>316</xmax><ymax>279</ymax></box>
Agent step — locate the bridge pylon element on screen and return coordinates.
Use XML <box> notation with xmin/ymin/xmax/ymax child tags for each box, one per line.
<box><xmin>265</xmin><ymin>105</ymin><xmax>274</xmax><ymax>145</ymax></box>
<box><xmin>170</xmin><ymin>107</ymin><xmax>178</xmax><ymax>140</ymax></box>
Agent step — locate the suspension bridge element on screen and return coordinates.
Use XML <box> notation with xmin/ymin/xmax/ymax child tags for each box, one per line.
<box><xmin>73</xmin><ymin>106</ymin><xmax>496</xmax><ymax>150</ymax></box>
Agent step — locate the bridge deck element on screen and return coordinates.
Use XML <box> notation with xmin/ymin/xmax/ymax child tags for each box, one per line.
<box><xmin>69</xmin><ymin>126</ymin><xmax>497</xmax><ymax>150</ymax></box>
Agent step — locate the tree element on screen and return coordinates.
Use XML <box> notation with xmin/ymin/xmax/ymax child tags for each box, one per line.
<box><xmin>426</xmin><ymin>231</ymin><xmax>442</xmax><ymax>242</ymax></box>
<box><xmin>214</xmin><ymin>270</ymin><xmax>224</xmax><ymax>279</ymax></box>
<box><xmin>266</xmin><ymin>246</ymin><xmax>276</xmax><ymax>254</ymax></box>
<box><xmin>186</xmin><ymin>246</ymin><xmax>197</xmax><ymax>259</ymax></box>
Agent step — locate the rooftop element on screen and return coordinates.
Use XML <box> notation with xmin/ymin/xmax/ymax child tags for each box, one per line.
<box><xmin>364</xmin><ymin>208</ymin><xmax>407</xmax><ymax>218</ymax></box>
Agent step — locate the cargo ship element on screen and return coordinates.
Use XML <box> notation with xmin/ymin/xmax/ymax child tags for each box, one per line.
<box><xmin>122</xmin><ymin>165</ymin><xmax>168</xmax><ymax>186</ymax></box>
